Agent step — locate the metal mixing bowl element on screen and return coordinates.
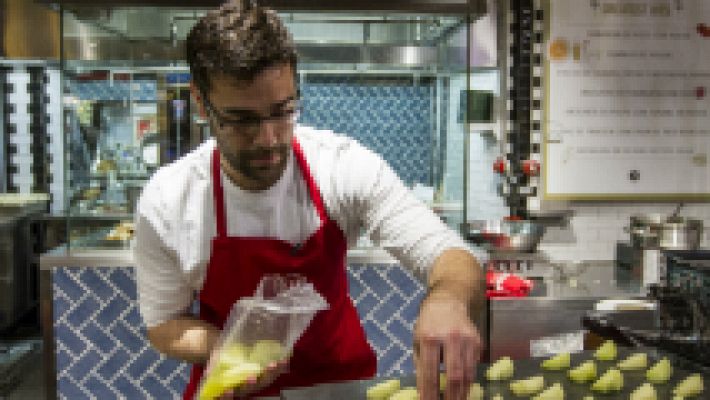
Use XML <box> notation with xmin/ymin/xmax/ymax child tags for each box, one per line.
<box><xmin>465</xmin><ymin>219</ymin><xmax>545</xmax><ymax>253</ymax></box>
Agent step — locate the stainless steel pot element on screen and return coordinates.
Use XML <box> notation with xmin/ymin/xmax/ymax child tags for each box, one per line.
<box><xmin>658</xmin><ymin>218</ymin><xmax>703</xmax><ymax>250</ymax></box>
<box><xmin>628</xmin><ymin>214</ymin><xmax>703</xmax><ymax>250</ymax></box>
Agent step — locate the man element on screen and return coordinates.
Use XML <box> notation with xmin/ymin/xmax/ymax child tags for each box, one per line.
<box><xmin>134</xmin><ymin>1</ymin><xmax>484</xmax><ymax>399</ymax></box>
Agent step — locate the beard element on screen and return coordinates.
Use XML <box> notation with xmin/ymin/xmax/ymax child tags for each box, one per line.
<box><xmin>220</xmin><ymin>143</ymin><xmax>291</xmax><ymax>189</ymax></box>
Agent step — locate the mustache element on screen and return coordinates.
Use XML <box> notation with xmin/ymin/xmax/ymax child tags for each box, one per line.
<box><xmin>241</xmin><ymin>145</ymin><xmax>289</xmax><ymax>159</ymax></box>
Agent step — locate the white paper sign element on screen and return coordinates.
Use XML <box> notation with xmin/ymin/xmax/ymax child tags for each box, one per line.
<box><xmin>546</xmin><ymin>0</ymin><xmax>710</xmax><ymax>198</ymax></box>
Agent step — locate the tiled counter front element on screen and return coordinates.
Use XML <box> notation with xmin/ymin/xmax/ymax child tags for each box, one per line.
<box><xmin>347</xmin><ymin>263</ymin><xmax>426</xmax><ymax>375</ymax></box>
<box><xmin>52</xmin><ymin>266</ymin><xmax>189</xmax><ymax>399</ymax></box>
<box><xmin>49</xmin><ymin>263</ymin><xmax>424</xmax><ymax>399</ymax></box>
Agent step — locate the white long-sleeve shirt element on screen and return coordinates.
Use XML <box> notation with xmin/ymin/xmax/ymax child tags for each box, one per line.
<box><xmin>134</xmin><ymin>125</ymin><xmax>476</xmax><ymax>328</ymax></box>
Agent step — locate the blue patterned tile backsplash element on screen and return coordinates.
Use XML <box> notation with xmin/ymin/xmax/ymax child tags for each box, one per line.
<box><xmin>52</xmin><ymin>264</ymin><xmax>424</xmax><ymax>398</ymax></box>
<box><xmin>300</xmin><ymin>75</ymin><xmax>435</xmax><ymax>185</ymax></box>
<box><xmin>348</xmin><ymin>264</ymin><xmax>426</xmax><ymax>376</ymax></box>
<box><xmin>67</xmin><ymin>80</ymin><xmax>158</xmax><ymax>102</ymax></box>
<box><xmin>53</xmin><ymin>267</ymin><xmax>190</xmax><ymax>400</ymax></box>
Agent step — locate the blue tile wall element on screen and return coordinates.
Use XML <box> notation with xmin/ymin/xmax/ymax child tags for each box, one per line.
<box><xmin>52</xmin><ymin>264</ymin><xmax>424</xmax><ymax>398</ymax></box>
<box><xmin>300</xmin><ymin>75</ymin><xmax>434</xmax><ymax>185</ymax></box>
<box><xmin>67</xmin><ymin>80</ymin><xmax>158</xmax><ymax>102</ymax></box>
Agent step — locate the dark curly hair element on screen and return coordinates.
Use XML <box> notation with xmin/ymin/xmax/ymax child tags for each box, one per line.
<box><xmin>186</xmin><ymin>0</ymin><xmax>298</xmax><ymax>97</ymax></box>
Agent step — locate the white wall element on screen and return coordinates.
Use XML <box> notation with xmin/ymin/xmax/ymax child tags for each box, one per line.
<box><xmin>539</xmin><ymin>203</ymin><xmax>710</xmax><ymax>262</ymax></box>
<box><xmin>7</xmin><ymin>68</ymin><xmax>32</xmax><ymax>194</ymax></box>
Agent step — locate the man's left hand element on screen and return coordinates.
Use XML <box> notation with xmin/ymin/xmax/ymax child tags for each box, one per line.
<box><xmin>414</xmin><ymin>290</ymin><xmax>482</xmax><ymax>400</ymax></box>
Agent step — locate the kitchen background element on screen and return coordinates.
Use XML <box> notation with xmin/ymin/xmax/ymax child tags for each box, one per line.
<box><xmin>0</xmin><ymin>0</ymin><xmax>707</xmax><ymax>399</ymax></box>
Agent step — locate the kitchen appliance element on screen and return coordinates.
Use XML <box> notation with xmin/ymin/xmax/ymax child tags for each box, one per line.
<box><xmin>616</xmin><ymin>243</ymin><xmax>671</xmax><ymax>292</ymax></box>
<box><xmin>617</xmin><ymin>209</ymin><xmax>705</xmax><ymax>291</ymax></box>
<box><xmin>480</xmin><ymin>252</ymin><xmax>561</xmax><ymax>361</ymax></box>
<box><xmin>627</xmin><ymin>210</ymin><xmax>704</xmax><ymax>251</ymax></box>
<box><xmin>459</xmin><ymin>247</ymin><xmax>554</xmax><ymax>363</ymax></box>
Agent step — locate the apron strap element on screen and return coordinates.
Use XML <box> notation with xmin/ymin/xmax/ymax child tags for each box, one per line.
<box><xmin>292</xmin><ymin>137</ymin><xmax>328</xmax><ymax>224</ymax></box>
<box><xmin>211</xmin><ymin>148</ymin><xmax>227</xmax><ymax>238</ymax></box>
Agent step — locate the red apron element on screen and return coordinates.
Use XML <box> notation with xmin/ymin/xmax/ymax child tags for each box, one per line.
<box><xmin>182</xmin><ymin>138</ymin><xmax>376</xmax><ymax>399</ymax></box>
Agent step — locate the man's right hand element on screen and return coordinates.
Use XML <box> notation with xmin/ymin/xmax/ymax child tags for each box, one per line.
<box><xmin>202</xmin><ymin>352</ymin><xmax>288</xmax><ymax>400</ymax></box>
<box><xmin>216</xmin><ymin>359</ymin><xmax>289</xmax><ymax>398</ymax></box>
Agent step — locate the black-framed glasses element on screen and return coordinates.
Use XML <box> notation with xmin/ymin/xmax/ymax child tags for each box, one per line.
<box><xmin>204</xmin><ymin>98</ymin><xmax>300</xmax><ymax>137</ymax></box>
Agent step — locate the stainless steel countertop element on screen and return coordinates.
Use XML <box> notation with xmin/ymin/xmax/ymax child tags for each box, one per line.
<box><xmin>39</xmin><ymin>246</ymin><xmax>402</xmax><ymax>269</ymax></box>
<box><xmin>501</xmin><ymin>260</ymin><xmax>645</xmax><ymax>301</ymax></box>
<box><xmin>40</xmin><ymin>246</ymin><xmax>644</xmax><ymax>301</ymax></box>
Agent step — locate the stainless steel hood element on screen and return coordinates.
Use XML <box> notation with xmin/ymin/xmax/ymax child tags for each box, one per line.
<box><xmin>58</xmin><ymin>1</ymin><xmax>487</xmax><ymax>69</ymax></box>
<box><xmin>62</xmin><ymin>40</ymin><xmax>470</xmax><ymax>70</ymax></box>
<box><xmin>46</xmin><ymin>0</ymin><xmax>485</xmax><ymax>14</ymax></box>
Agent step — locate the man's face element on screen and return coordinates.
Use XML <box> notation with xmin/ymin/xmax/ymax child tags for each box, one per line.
<box><xmin>205</xmin><ymin>63</ymin><xmax>298</xmax><ymax>191</ymax></box>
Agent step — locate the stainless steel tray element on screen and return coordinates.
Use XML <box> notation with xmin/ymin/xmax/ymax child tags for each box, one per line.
<box><xmin>280</xmin><ymin>349</ymin><xmax>708</xmax><ymax>399</ymax></box>
<box><xmin>280</xmin><ymin>375</ymin><xmax>419</xmax><ymax>400</ymax></box>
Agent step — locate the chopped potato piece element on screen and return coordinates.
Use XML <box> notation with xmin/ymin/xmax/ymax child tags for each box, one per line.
<box><xmin>646</xmin><ymin>358</ymin><xmax>672</xmax><ymax>384</ymax></box>
<box><xmin>198</xmin><ymin>341</ymin><xmax>283</xmax><ymax>400</ymax></box>
<box><xmin>389</xmin><ymin>387</ymin><xmax>418</xmax><ymax>400</ymax></box>
<box><xmin>541</xmin><ymin>352</ymin><xmax>570</xmax><ymax>370</ymax></box>
<box><xmin>591</xmin><ymin>368</ymin><xmax>623</xmax><ymax>393</ymax></box>
<box><xmin>672</xmin><ymin>374</ymin><xmax>703</xmax><ymax>398</ymax></box>
<box><xmin>510</xmin><ymin>375</ymin><xmax>544</xmax><ymax>396</ymax></box>
<box><xmin>486</xmin><ymin>357</ymin><xmax>514</xmax><ymax>381</ymax></box>
<box><xmin>467</xmin><ymin>383</ymin><xmax>484</xmax><ymax>400</ymax></box>
<box><xmin>217</xmin><ymin>343</ymin><xmax>248</xmax><ymax>366</ymax></box>
<box><xmin>198</xmin><ymin>361</ymin><xmax>263</xmax><ymax>400</ymax></box>
<box><xmin>568</xmin><ymin>360</ymin><xmax>597</xmax><ymax>383</ymax></box>
<box><xmin>219</xmin><ymin>363</ymin><xmax>262</xmax><ymax>388</ymax></box>
<box><xmin>248</xmin><ymin>340</ymin><xmax>285</xmax><ymax>368</ymax></box>
<box><xmin>366</xmin><ymin>379</ymin><xmax>400</xmax><ymax>400</ymax></box>
<box><xmin>531</xmin><ymin>383</ymin><xmax>564</xmax><ymax>400</ymax></box>
<box><xmin>618</xmin><ymin>353</ymin><xmax>648</xmax><ymax>371</ymax></box>
<box><xmin>594</xmin><ymin>340</ymin><xmax>617</xmax><ymax>361</ymax></box>
<box><xmin>630</xmin><ymin>382</ymin><xmax>657</xmax><ymax>400</ymax></box>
